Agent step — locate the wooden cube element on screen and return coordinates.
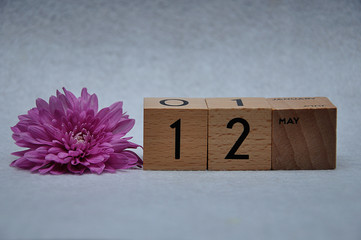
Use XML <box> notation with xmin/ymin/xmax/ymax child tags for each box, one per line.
<box><xmin>206</xmin><ymin>98</ymin><xmax>272</xmax><ymax>170</ymax></box>
<box><xmin>143</xmin><ymin>98</ymin><xmax>208</xmax><ymax>170</ymax></box>
<box><xmin>267</xmin><ymin>97</ymin><xmax>337</xmax><ymax>170</ymax></box>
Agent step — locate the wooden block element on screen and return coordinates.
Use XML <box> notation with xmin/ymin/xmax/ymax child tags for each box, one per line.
<box><xmin>206</xmin><ymin>98</ymin><xmax>272</xmax><ymax>170</ymax></box>
<box><xmin>267</xmin><ymin>97</ymin><xmax>337</xmax><ymax>170</ymax></box>
<box><xmin>143</xmin><ymin>98</ymin><xmax>208</xmax><ymax>170</ymax></box>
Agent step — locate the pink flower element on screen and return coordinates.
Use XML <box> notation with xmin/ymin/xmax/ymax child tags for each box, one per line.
<box><xmin>10</xmin><ymin>88</ymin><xmax>142</xmax><ymax>174</ymax></box>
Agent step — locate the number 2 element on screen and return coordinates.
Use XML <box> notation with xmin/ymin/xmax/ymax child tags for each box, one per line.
<box><xmin>225</xmin><ymin>118</ymin><xmax>250</xmax><ymax>159</ymax></box>
<box><xmin>170</xmin><ymin>119</ymin><xmax>181</xmax><ymax>159</ymax></box>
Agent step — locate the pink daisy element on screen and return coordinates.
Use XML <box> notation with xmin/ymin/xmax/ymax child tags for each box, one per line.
<box><xmin>11</xmin><ymin>88</ymin><xmax>142</xmax><ymax>174</ymax></box>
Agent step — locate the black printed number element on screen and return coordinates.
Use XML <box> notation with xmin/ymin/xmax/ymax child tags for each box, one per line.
<box><xmin>232</xmin><ymin>98</ymin><xmax>244</xmax><ymax>106</ymax></box>
<box><xmin>170</xmin><ymin>119</ymin><xmax>181</xmax><ymax>159</ymax></box>
<box><xmin>225</xmin><ymin>118</ymin><xmax>250</xmax><ymax>159</ymax></box>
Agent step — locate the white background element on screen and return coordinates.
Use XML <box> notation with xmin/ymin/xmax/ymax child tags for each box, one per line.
<box><xmin>0</xmin><ymin>0</ymin><xmax>361</xmax><ymax>239</ymax></box>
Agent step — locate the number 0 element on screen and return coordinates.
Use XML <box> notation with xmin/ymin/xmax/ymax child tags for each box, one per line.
<box><xmin>225</xmin><ymin>118</ymin><xmax>250</xmax><ymax>159</ymax></box>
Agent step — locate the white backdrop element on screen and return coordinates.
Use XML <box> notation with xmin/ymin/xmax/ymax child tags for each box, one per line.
<box><xmin>1</xmin><ymin>0</ymin><xmax>361</xmax><ymax>239</ymax></box>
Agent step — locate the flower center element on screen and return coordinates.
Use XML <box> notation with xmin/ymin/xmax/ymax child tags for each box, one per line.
<box><xmin>72</xmin><ymin>128</ymin><xmax>91</xmax><ymax>144</ymax></box>
<box><xmin>74</xmin><ymin>132</ymin><xmax>85</xmax><ymax>143</ymax></box>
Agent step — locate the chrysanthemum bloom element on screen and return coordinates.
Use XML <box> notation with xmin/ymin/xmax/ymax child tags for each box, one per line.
<box><xmin>11</xmin><ymin>88</ymin><xmax>142</xmax><ymax>174</ymax></box>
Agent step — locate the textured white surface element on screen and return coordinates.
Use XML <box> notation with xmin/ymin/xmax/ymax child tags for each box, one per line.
<box><xmin>1</xmin><ymin>0</ymin><xmax>361</xmax><ymax>239</ymax></box>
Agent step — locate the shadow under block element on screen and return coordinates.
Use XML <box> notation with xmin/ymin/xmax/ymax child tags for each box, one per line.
<box><xmin>143</xmin><ymin>98</ymin><xmax>208</xmax><ymax>170</ymax></box>
<box><xmin>267</xmin><ymin>97</ymin><xmax>337</xmax><ymax>170</ymax></box>
<box><xmin>206</xmin><ymin>98</ymin><xmax>272</xmax><ymax>170</ymax></box>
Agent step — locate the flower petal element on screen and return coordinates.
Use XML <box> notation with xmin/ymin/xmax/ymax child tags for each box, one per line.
<box><xmin>28</xmin><ymin>125</ymin><xmax>50</xmax><ymax>140</ymax></box>
<box><xmin>86</xmin><ymin>155</ymin><xmax>105</xmax><ymax>164</ymax></box>
<box><xmin>57</xmin><ymin>152</ymin><xmax>69</xmax><ymax>158</ymax></box>
<box><xmin>103</xmin><ymin>166</ymin><xmax>116</xmax><ymax>173</ymax></box>
<box><xmin>36</xmin><ymin>98</ymin><xmax>49</xmax><ymax>112</ymax></box>
<box><xmin>67</xmin><ymin>163</ymin><xmax>86</xmax><ymax>174</ymax></box>
<box><xmin>10</xmin><ymin>157</ymin><xmax>36</xmax><ymax>169</ymax></box>
<box><xmin>95</xmin><ymin>107</ymin><xmax>110</xmax><ymax>120</ymax></box>
<box><xmin>30</xmin><ymin>163</ymin><xmax>48</xmax><ymax>172</ymax></box>
<box><xmin>97</xmin><ymin>102</ymin><xmax>123</xmax><ymax>129</ymax></box>
<box><xmin>49</xmin><ymin>96</ymin><xmax>66</xmax><ymax>119</ymax></box>
<box><xmin>17</xmin><ymin>132</ymin><xmax>43</xmax><ymax>145</ymax></box>
<box><xmin>106</xmin><ymin>152</ymin><xmax>140</xmax><ymax>169</ymax></box>
<box><xmin>43</xmin><ymin>123</ymin><xmax>62</xmax><ymax>140</ymax></box>
<box><xmin>45</xmin><ymin>153</ymin><xmax>68</xmax><ymax>163</ymax></box>
<box><xmin>24</xmin><ymin>147</ymin><xmax>47</xmax><ymax>163</ymax></box>
<box><xmin>89</xmin><ymin>94</ymin><xmax>98</xmax><ymax>113</ymax></box>
<box><xmin>38</xmin><ymin>164</ymin><xmax>55</xmax><ymax>174</ymax></box>
<box><xmin>49</xmin><ymin>164</ymin><xmax>67</xmax><ymax>175</ymax></box>
<box><xmin>12</xmin><ymin>149</ymin><xmax>30</xmax><ymax>157</ymax></box>
<box><xmin>112</xmin><ymin>140</ymin><xmax>140</xmax><ymax>152</ymax></box>
<box><xmin>57</xmin><ymin>92</ymin><xmax>73</xmax><ymax>112</ymax></box>
<box><xmin>62</xmin><ymin>88</ymin><xmax>78</xmax><ymax>110</ymax></box>
<box><xmin>88</xmin><ymin>162</ymin><xmax>105</xmax><ymax>174</ymax></box>
<box><xmin>112</xmin><ymin>119</ymin><xmax>135</xmax><ymax>134</ymax></box>
<box><xmin>48</xmin><ymin>147</ymin><xmax>64</xmax><ymax>154</ymax></box>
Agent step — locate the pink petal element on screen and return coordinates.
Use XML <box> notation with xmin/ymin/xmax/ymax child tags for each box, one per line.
<box><xmin>30</xmin><ymin>163</ymin><xmax>48</xmax><ymax>172</ymax></box>
<box><xmin>109</xmin><ymin>132</ymin><xmax>127</xmax><ymax>142</ymax></box>
<box><xmin>95</xmin><ymin>107</ymin><xmax>110</xmax><ymax>120</ymax></box>
<box><xmin>62</xmin><ymin>88</ymin><xmax>78</xmax><ymax>110</ymax></box>
<box><xmin>18</xmin><ymin>114</ymin><xmax>31</xmax><ymax>121</ymax></box>
<box><xmin>106</xmin><ymin>152</ymin><xmax>138</xmax><ymax>169</ymax></box>
<box><xmin>45</xmin><ymin>153</ymin><xmax>68</xmax><ymax>163</ymax></box>
<box><xmin>67</xmin><ymin>163</ymin><xmax>86</xmax><ymax>174</ymax></box>
<box><xmin>112</xmin><ymin>140</ymin><xmax>140</xmax><ymax>152</ymax></box>
<box><xmin>49</xmin><ymin>96</ymin><xmax>66</xmax><ymax>119</ymax></box>
<box><xmin>68</xmin><ymin>150</ymin><xmax>81</xmax><ymax>157</ymax></box>
<box><xmin>38</xmin><ymin>164</ymin><xmax>55</xmax><ymax>174</ymax></box>
<box><xmin>87</xmin><ymin>146</ymin><xmax>102</xmax><ymax>155</ymax></box>
<box><xmin>86</xmin><ymin>155</ymin><xmax>105</xmax><ymax>164</ymax></box>
<box><xmin>18</xmin><ymin>132</ymin><xmax>42</xmax><ymax>145</ymax></box>
<box><xmin>112</xmin><ymin>119</ymin><xmax>135</xmax><ymax>134</ymax></box>
<box><xmin>12</xmin><ymin>149</ymin><xmax>31</xmax><ymax>157</ymax></box>
<box><xmin>109</xmin><ymin>101</ymin><xmax>123</xmax><ymax>111</ymax></box>
<box><xmin>122</xmin><ymin>151</ymin><xmax>140</xmax><ymax>165</ymax></box>
<box><xmin>57</xmin><ymin>152</ymin><xmax>68</xmax><ymax>158</ymax></box>
<box><xmin>107</xmin><ymin>160</ymin><xmax>129</xmax><ymax>170</ymax></box>
<box><xmin>49</xmin><ymin>164</ymin><xmax>66</xmax><ymax>175</ymax></box>
<box><xmin>81</xmin><ymin>88</ymin><xmax>90</xmax><ymax>101</ymax></box>
<box><xmin>103</xmin><ymin>164</ymin><xmax>117</xmax><ymax>173</ymax></box>
<box><xmin>80</xmin><ymin>88</ymin><xmax>91</xmax><ymax>111</ymax></box>
<box><xmin>43</xmin><ymin>124</ymin><xmax>61</xmax><ymax>140</ymax></box>
<box><xmin>97</xmin><ymin>102</ymin><xmax>123</xmax><ymax>129</ymax></box>
<box><xmin>38</xmin><ymin>108</ymin><xmax>53</xmax><ymax>124</ymax></box>
<box><xmin>57</xmin><ymin>92</ymin><xmax>73</xmax><ymax>111</ymax></box>
<box><xmin>13</xmin><ymin>121</ymin><xmax>28</xmax><ymax>132</ymax></box>
<box><xmin>48</xmin><ymin>147</ymin><xmax>64</xmax><ymax>154</ymax></box>
<box><xmin>99</xmin><ymin>142</ymin><xmax>113</xmax><ymax>148</ymax></box>
<box><xmin>27</xmin><ymin>108</ymin><xmax>40</xmax><ymax>122</ymax></box>
<box><xmin>13</xmin><ymin>138</ymin><xmax>38</xmax><ymax>148</ymax></box>
<box><xmin>89</xmin><ymin>94</ymin><xmax>98</xmax><ymax>113</ymax></box>
<box><xmin>28</xmin><ymin>125</ymin><xmax>50</xmax><ymax>140</ymax></box>
<box><xmin>36</xmin><ymin>98</ymin><xmax>49</xmax><ymax>112</ymax></box>
<box><xmin>88</xmin><ymin>162</ymin><xmax>105</xmax><ymax>174</ymax></box>
<box><xmin>11</xmin><ymin>157</ymin><xmax>35</xmax><ymax>169</ymax></box>
<box><xmin>11</xmin><ymin>126</ymin><xmax>20</xmax><ymax>134</ymax></box>
<box><xmin>24</xmin><ymin>148</ymin><xmax>47</xmax><ymax>163</ymax></box>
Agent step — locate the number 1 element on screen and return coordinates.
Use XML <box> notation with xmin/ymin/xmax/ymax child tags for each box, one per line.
<box><xmin>232</xmin><ymin>99</ymin><xmax>244</xmax><ymax>106</ymax></box>
<box><xmin>170</xmin><ymin>119</ymin><xmax>181</xmax><ymax>159</ymax></box>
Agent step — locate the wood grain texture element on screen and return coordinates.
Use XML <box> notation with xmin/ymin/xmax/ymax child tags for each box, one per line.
<box><xmin>143</xmin><ymin>98</ymin><xmax>208</xmax><ymax>170</ymax></box>
<box><xmin>206</xmin><ymin>98</ymin><xmax>272</xmax><ymax>170</ymax></box>
<box><xmin>267</xmin><ymin>97</ymin><xmax>337</xmax><ymax>170</ymax></box>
